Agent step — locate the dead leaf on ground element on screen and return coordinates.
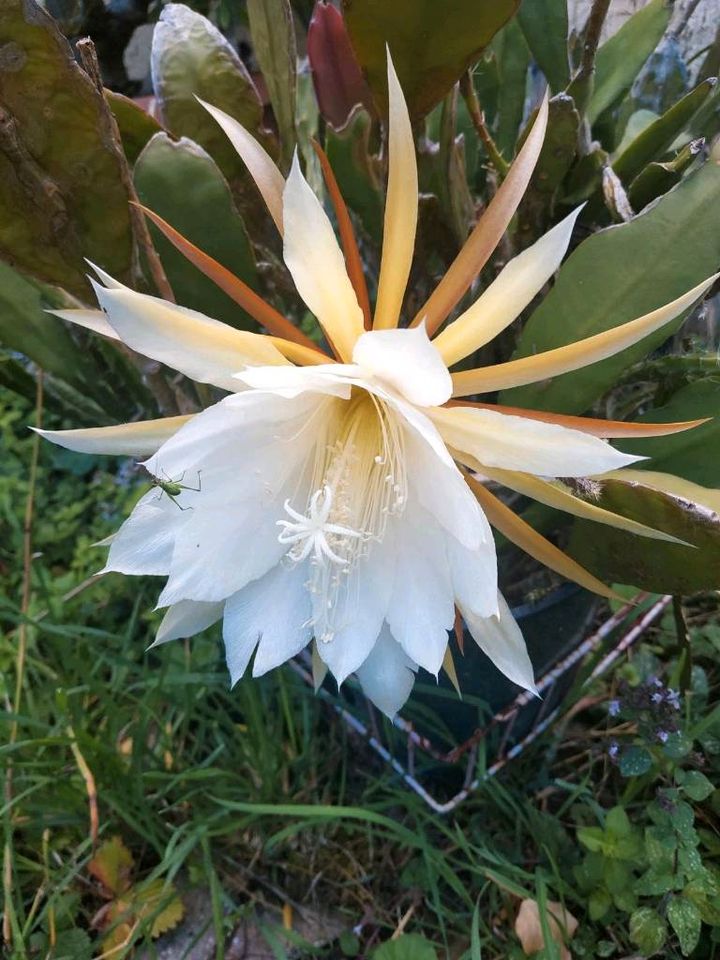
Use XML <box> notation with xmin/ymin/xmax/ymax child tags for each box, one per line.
<box><xmin>515</xmin><ymin>898</ymin><xmax>579</xmax><ymax>959</ymax></box>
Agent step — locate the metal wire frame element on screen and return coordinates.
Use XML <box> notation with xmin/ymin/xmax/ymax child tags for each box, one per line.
<box><xmin>290</xmin><ymin>593</ymin><xmax>673</xmax><ymax>814</ymax></box>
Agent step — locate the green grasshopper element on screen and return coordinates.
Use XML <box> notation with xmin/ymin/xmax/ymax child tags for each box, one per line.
<box><xmin>147</xmin><ymin>469</ymin><xmax>202</xmax><ymax>510</ymax></box>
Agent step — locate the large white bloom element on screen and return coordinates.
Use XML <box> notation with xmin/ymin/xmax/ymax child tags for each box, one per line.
<box><xmin>40</xmin><ymin>56</ymin><xmax>714</xmax><ymax>717</ymax></box>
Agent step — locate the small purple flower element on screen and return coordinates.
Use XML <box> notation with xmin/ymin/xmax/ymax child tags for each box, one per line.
<box><xmin>609</xmin><ymin>740</ymin><xmax>620</xmax><ymax>760</ymax></box>
<box><xmin>651</xmin><ymin>677</ymin><xmax>663</xmax><ymax>688</ymax></box>
<box><xmin>651</xmin><ymin>692</ymin><xmax>663</xmax><ymax>704</ymax></box>
<box><xmin>608</xmin><ymin>699</ymin><xmax>621</xmax><ymax>717</ymax></box>
<box><xmin>657</xmin><ymin>729</ymin><xmax>669</xmax><ymax>743</ymax></box>
<box><xmin>667</xmin><ymin>689</ymin><xmax>681</xmax><ymax>711</ymax></box>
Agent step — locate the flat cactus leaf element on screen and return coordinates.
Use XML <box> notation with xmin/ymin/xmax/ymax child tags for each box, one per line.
<box><xmin>151</xmin><ymin>4</ymin><xmax>270</xmax><ymax>187</ymax></box>
<box><xmin>106</xmin><ymin>90</ymin><xmax>162</xmax><ymax>165</ymax></box>
<box><xmin>501</xmin><ymin>157</ymin><xmax>720</xmax><ymax>415</ymax></box>
<box><xmin>517</xmin><ymin>0</ymin><xmax>570</xmax><ymax>92</ymax></box>
<box><xmin>0</xmin><ymin>0</ymin><xmax>134</xmax><ymax>298</ymax></box>
<box><xmin>589</xmin><ymin>0</ymin><xmax>672</xmax><ymax>124</ymax></box>
<box><xmin>247</xmin><ymin>0</ymin><xmax>297</xmax><ymax>170</ymax></box>
<box><xmin>324</xmin><ymin>106</ymin><xmax>384</xmax><ymax>245</ymax></box>
<box><xmin>615</xmin><ymin>380</ymin><xmax>720</xmax><ymax>488</ymax></box>
<box><xmin>612</xmin><ymin>79</ymin><xmax>717</xmax><ymax>185</ymax></box>
<box><xmin>134</xmin><ymin>133</ymin><xmax>259</xmax><ymax>332</ymax></box>
<box><xmin>342</xmin><ymin>0</ymin><xmax>519</xmax><ymax>121</ymax></box>
<box><xmin>568</xmin><ymin>471</ymin><xmax>720</xmax><ymax>594</ymax></box>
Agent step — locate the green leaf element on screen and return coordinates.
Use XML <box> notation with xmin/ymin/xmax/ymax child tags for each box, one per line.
<box><xmin>0</xmin><ymin>261</ymin><xmax>122</xmax><ymax>419</ymax></box>
<box><xmin>134</xmin><ymin>133</ymin><xmax>258</xmax><ymax>331</ymax></box>
<box><xmin>372</xmin><ymin>933</ymin><xmax>438</xmax><ymax>960</ymax></box>
<box><xmin>106</xmin><ymin>90</ymin><xmax>163</xmax><ymax>166</ymax></box>
<box><xmin>606</xmin><ymin>806</ymin><xmax>632</xmax><ymax>838</ymax></box>
<box><xmin>615</xmin><ymin>381</ymin><xmax>720</xmax><ymax>487</ymax></box>
<box><xmin>588</xmin><ymin>887</ymin><xmax>612</xmax><ymax>920</ymax></box>
<box><xmin>568</xmin><ymin>471</ymin><xmax>720</xmax><ymax>594</ymax></box>
<box><xmin>517</xmin><ymin>0</ymin><xmax>569</xmax><ymax>91</ymax></box>
<box><xmin>501</xmin><ymin>158</ymin><xmax>720</xmax><ymax>415</ymax></box>
<box><xmin>589</xmin><ymin>0</ymin><xmax>673</xmax><ymax>124</ymax></box>
<box><xmin>247</xmin><ymin>0</ymin><xmax>297</xmax><ymax>170</ymax></box>
<box><xmin>629</xmin><ymin>907</ymin><xmax>667</xmax><ymax>956</ymax></box>
<box><xmin>619</xmin><ymin>745</ymin><xmax>653</xmax><ymax>778</ymax></box>
<box><xmin>151</xmin><ymin>4</ymin><xmax>268</xmax><ymax>186</ymax></box>
<box><xmin>679</xmin><ymin>771</ymin><xmax>715</xmax><ymax>803</ymax></box>
<box><xmin>667</xmin><ymin>896</ymin><xmax>702</xmax><ymax>956</ymax></box>
<box><xmin>613</xmin><ymin>79</ymin><xmax>717</xmax><ymax>185</ymax></box>
<box><xmin>342</xmin><ymin>0</ymin><xmax>519</xmax><ymax>120</ymax></box>
<box><xmin>628</xmin><ymin>139</ymin><xmax>704</xmax><ymax>212</ymax></box>
<box><xmin>491</xmin><ymin>18</ymin><xmax>531</xmax><ymax>159</ymax></box>
<box><xmin>516</xmin><ymin>94</ymin><xmax>580</xmax><ymax>242</ymax></box>
<box><xmin>0</xmin><ymin>0</ymin><xmax>134</xmax><ymax>299</ymax></box>
<box><xmin>325</xmin><ymin>107</ymin><xmax>384</xmax><ymax>244</ymax></box>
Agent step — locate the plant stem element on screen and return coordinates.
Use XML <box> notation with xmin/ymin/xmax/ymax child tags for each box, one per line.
<box><xmin>459</xmin><ymin>71</ymin><xmax>510</xmax><ymax>179</ymax></box>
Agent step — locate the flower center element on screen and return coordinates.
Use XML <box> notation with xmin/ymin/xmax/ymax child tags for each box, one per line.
<box><xmin>277</xmin><ymin>390</ymin><xmax>408</xmax><ymax>643</ymax></box>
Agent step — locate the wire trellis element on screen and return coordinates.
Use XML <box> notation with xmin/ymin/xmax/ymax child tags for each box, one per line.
<box><xmin>292</xmin><ymin>593</ymin><xmax>672</xmax><ymax>813</ymax></box>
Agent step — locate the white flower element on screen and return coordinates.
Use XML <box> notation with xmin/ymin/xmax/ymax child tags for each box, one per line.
<box><xmin>39</xmin><ymin>55</ymin><xmax>715</xmax><ymax>718</ymax></box>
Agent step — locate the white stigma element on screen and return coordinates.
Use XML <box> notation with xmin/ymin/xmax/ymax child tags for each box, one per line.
<box><xmin>277</xmin><ymin>485</ymin><xmax>362</xmax><ymax>567</ymax></box>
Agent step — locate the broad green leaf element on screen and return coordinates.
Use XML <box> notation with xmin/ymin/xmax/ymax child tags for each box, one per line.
<box><xmin>151</xmin><ymin>4</ymin><xmax>268</xmax><ymax>185</ymax></box>
<box><xmin>342</xmin><ymin>0</ymin><xmax>519</xmax><ymax>120</ymax></box>
<box><xmin>501</xmin><ymin>158</ymin><xmax>720</xmax><ymax>414</ymax></box>
<box><xmin>106</xmin><ymin>90</ymin><xmax>163</xmax><ymax>165</ymax></box>
<box><xmin>492</xmin><ymin>18</ymin><xmax>531</xmax><ymax>159</ymax></box>
<box><xmin>613</xmin><ymin>79</ymin><xmax>717</xmax><ymax>185</ymax></box>
<box><xmin>0</xmin><ymin>0</ymin><xmax>134</xmax><ymax>299</ymax></box>
<box><xmin>629</xmin><ymin>907</ymin><xmax>667</xmax><ymax>955</ymax></box>
<box><xmin>325</xmin><ymin>106</ymin><xmax>384</xmax><ymax>244</ymax></box>
<box><xmin>628</xmin><ymin>139</ymin><xmax>703</xmax><ymax>212</ymax></box>
<box><xmin>568</xmin><ymin>470</ymin><xmax>720</xmax><ymax>594</ymax></box>
<box><xmin>615</xmin><ymin>380</ymin><xmax>720</xmax><ymax>487</ymax></box>
<box><xmin>667</xmin><ymin>896</ymin><xmax>702</xmax><ymax>956</ymax></box>
<box><xmin>589</xmin><ymin>0</ymin><xmax>672</xmax><ymax>124</ymax></box>
<box><xmin>516</xmin><ymin>94</ymin><xmax>579</xmax><ymax>242</ymax></box>
<box><xmin>678</xmin><ymin>770</ymin><xmax>715</xmax><ymax>802</ymax></box>
<box><xmin>372</xmin><ymin>934</ymin><xmax>438</xmax><ymax>960</ymax></box>
<box><xmin>134</xmin><ymin>133</ymin><xmax>258</xmax><ymax>332</ymax></box>
<box><xmin>517</xmin><ymin>0</ymin><xmax>569</xmax><ymax>91</ymax></box>
<box><xmin>247</xmin><ymin>0</ymin><xmax>297</xmax><ymax>170</ymax></box>
<box><xmin>0</xmin><ymin>261</ymin><xmax>121</xmax><ymax>418</ymax></box>
<box><xmin>619</xmin><ymin>745</ymin><xmax>653</xmax><ymax>777</ymax></box>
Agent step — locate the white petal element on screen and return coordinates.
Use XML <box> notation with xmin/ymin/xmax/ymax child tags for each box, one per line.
<box><xmin>461</xmin><ymin>593</ymin><xmax>537</xmax><ymax>694</ymax></box>
<box><xmin>252</xmin><ymin>564</ymin><xmax>313</xmax><ymax>675</ymax></box>
<box><xmin>431</xmin><ymin>405</ymin><xmax>643</xmax><ymax>477</ymax></box>
<box><xmin>103</xmin><ymin>490</ymin><xmax>184</xmax><ymax>576</ymax></box>
<box><xmin>352</xmin><ymin>323</ymin><xmax>452</xmax><ymax>407</ymax></box>
<box><xmin>49</xmin><ymin>308</ymin><xmax>120</xmax><ymax>340</ymax></box>
<box><xmin>34</xmin><ymin>416</ymin><xmax>191</xmax><ymax>457</ymax></box>
<box><xmin>282</xmin><ymin>153</ymin><xmax>365</xmax><ymax>360</ymax></box>
<box><xmin>92</xmin><ymin>280</ymin><xmax>288</xmax><ymax>392</ymax></box>
<box><xmin>316</xmin><ymin>537</ymin><xmax>396</xmax><ymax>685</ymax></box>
<box><xmin>355</xmin><ymin>625</ymin><xmax>417</xmax><ymax>718</ymax></box>
<box><xmin>152</xmin><ymin>599</ymin><xmax>224</xmax><ymax>647</ymax></box>
<box><xmin>234</xmin><ymin>363</ymin><xmax>355</xmax><ymax>399</ymax></box>
<box><xmin>447</xmin><ymin>535</ymin><xmax>499</xmax><ymax>621</ymax></box>
<box><xmin>220</xmin><ymin>563</ymin><xmax>312</xmax><ymax>683</ymax></box>
<box><xmin>434</xmin><ymin>207</ymin><xmax>583</xmax><ymax>366</ymax></box>
<box><xmin>385</xmin><ymin>506</ymin><xmax>455</xmax><ymax>676</ymax></box>
<box><xmin>404</xmin><ymin>423</ymin><xmax>491</xmax><ymax>551</ymax></box>
<box><xmin>198</xmin><ymin>98</ymin><xmax>285</xmax><ymax>233</ymax></box>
